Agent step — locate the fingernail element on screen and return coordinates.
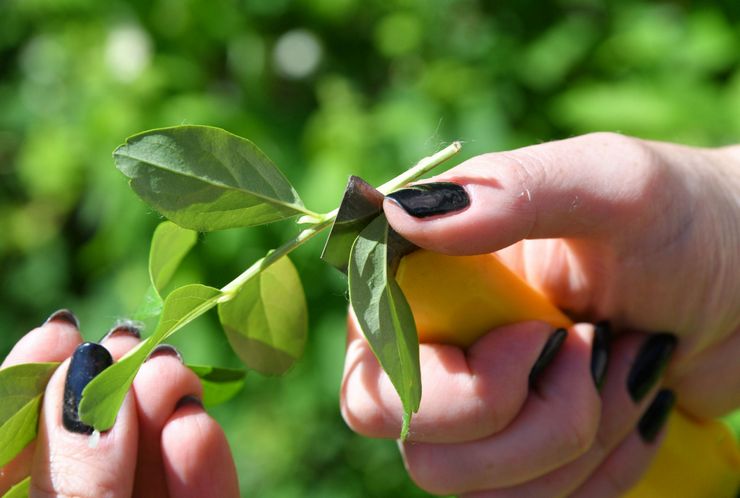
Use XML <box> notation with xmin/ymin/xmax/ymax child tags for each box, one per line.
<box><xmin>386</xmin><ymin>182</ymin><xmax>470</xmax><ymax>218</ymax></box>
<box><xmin>638</xmin><ymin>389</ymin><xmax>676</xmax><ymax>443</ymax></box>
<box><xmin>63</xmin><ymin>342</ymin><xmax>113</xmax><ymax>434</ymax></box>
<box><xmin>45</xmin><ymin>309</ymin><xmax>80</xmax><ymax>329</ymax></box>
<box><xmin>591</xmin><ymin>321</ymin><xmax>611</xmax><ymax>390</ymax></box>
<box><xmin>529</xmin><ymin>328</ymin><xmax>568</xmax><ymax>388</ymax></box>
<box><xmin>627</xmin><ymin>333</ymin><xmax>677</xmax><ymax>402</ymax></box>
<box><xmin>175</xmin><ymin>395</ymin><xmax>203</xmax><ymax>411</ymax></box>
<box><xmin>99</xmin><ymin>321</ymin><xmax>141</xmax><ymax>342</ymax></box>
<box><xmin>146</xmin><ymin>344</ymin><xmax>183</xmax><ymax>363</ymax></box>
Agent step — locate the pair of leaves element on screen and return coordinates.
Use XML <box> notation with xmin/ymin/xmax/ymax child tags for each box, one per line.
<box><xmin>347</xmin><ymin>214</ymin><xmax>421</xmax><ymax>438</ymax></box>
<box><xmin>80</xmin><ymin>225</ymin><xmax>305</xmax><ymax>430</ymax></box>
<box><xmin>80</xmin><ymin>284</ymin><xmax>224</xmax><ymax>431</ymax></box>
<box><xmin>0</xmin><ymin>363</ymin><xmax>58</xmax><ymax>468</ymax></box>
<box><xmin>115</xmin><ymin>125</ymin><xmax>313</xmax><ymax>232</ymax></box>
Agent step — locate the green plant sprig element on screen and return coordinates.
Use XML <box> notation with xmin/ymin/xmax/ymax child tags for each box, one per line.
<box><xmin>0</xmin><ymin>126</ymin><xmax>461</xmax><ymax>469</ymax></box>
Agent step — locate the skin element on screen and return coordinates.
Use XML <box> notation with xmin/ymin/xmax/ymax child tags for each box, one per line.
<box><xmin>341</xmin><ymin>133</ymin><xmax>740</xmax><ymax>496</ymax></box>
<box><xmin>1</xmin><ymin>133</ymin><xmax>737</xmax><ymax>497</ymax></box>
<box><xmin>0</xmin><ymin>319</ymin><xmax>240</xmax><ymax>498</ymax></box>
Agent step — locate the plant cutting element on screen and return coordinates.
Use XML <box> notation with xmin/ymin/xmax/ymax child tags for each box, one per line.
<box><xmin>0</xmin><ymin>125</ymin><xmax>737</xmax><ymax>497</ymax></box>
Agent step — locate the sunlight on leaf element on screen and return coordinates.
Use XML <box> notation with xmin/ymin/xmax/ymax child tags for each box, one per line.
<box><xmin>348</xmin><ymin>214</ymin><xmax>420</xmax><ymax>438</ymax></box>
<box><xmin>1</xmin><ymin>476</ymin><xmax>30</xmax><ymax>498</ymax></box>
<box><xmin>80</xmin><ymin>284</ymin><xmax>222</xmax><ymax>431</ymax></box>
<box><xmin>0</xmin><ymin>362</ymin><xmax>58</xmax><ymax>467</ymax></box>
<box><xmin>114</xmin><ymin>125</ymin><xmax>312</xmax><ymax>231</ymax></box>
<box><xmin>218</xmin><ymin>256</ymin><xmax>307</xmax><ymax>375</ymax></box>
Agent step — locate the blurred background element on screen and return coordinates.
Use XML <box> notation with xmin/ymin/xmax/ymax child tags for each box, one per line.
<box><xmin>1</xmin><ymin>0</ymin><xmax>739</xmax><ymax>496</ymax></box>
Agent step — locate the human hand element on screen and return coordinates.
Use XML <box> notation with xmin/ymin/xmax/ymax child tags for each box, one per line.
<box><xmin>0</xmin><ymin>310</ymin><xmax>240</xmax><ymax>498</ymax></box>
<box><xmin>341</xmin><ymin>133</ymin><xmax>740</xmax><ymax>496</ymax></box>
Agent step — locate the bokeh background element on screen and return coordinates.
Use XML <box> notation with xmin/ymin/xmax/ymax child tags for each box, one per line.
<box><xmin>1</xmin><ymin>0</ymin><xmax>739</xmax><ymax>496</ymax></box>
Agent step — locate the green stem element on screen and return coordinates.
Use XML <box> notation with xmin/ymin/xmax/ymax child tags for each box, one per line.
<box><xmin>220</xmin><ymin>140</ymin><xmax>461</xmax><ymax>301</ymax></box>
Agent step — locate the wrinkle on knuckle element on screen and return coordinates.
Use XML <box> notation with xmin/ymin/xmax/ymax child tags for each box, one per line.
<box><xmin>404</xmin><ymin>449</ymin><xmax>456</xmax><ymax>496</ymax></box>
<box><xmin>556</xmin><ymin>400</ymin><xmax>599</xmax><ymax>460</ymax></box>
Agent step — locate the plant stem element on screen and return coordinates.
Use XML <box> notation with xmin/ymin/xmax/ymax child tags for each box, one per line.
<box><xmin>220</xmin><ymin>141</ymin><xmax>461</xmax><ymax>301</ymax></box>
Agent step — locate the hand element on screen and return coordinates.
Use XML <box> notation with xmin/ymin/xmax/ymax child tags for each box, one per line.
<box><xmin>340</xmin><ymin>133</ymin><xmax>740</xmax><ymax>496</ymax></box>
<box><xmin>0</xmin><ymin>310</ymin><xmax>240</xmax><ymax>498</ymax></box>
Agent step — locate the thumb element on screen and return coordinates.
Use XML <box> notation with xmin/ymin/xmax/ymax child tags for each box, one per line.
<box><xmin>385</xmin><ymin>132</ymin><xmax>670</xmax><ymax>255</ymax></box>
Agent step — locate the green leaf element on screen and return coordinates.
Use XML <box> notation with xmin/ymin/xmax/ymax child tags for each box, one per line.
<box><xmin>219</xmin><ymin>256</ymin><xmax>307</xmax><ymax>375</ymax></box>
<box><xmin>79</xmin><ymin>284</ymin><xmax>222</xmax><ymax>431</ymax></box>
<box><xmin>187</xmin><ymin>364</ymin><xmax>247</xmax><ymax>407</ymax></box>
<box><xmin>2</xmin><ymin>476</ymin><xmax>30</xmax><ymax>498</ymax></box>
<box><xmin>114</xmin><ymin>125</ymin><xmax>311</xmax><ymax>231</ymax></box>
<box><xmin>0</xmin><ymin>363</ymin><xmax>58</xmax><ymax>467</ymax></box>
<box><xmin>135</xmin><ymin>221</ymin><xmax>198</xmax><ymax>320</ymax></box>
<box><xmin>149</xmin><ymin>221</ymin><xmax>197</xmax><ymax>293</ymax></box>
<box><xmin>348</xmin><ymin>214</ymin><xmax>421</xmax><ymax>439</ymax></box>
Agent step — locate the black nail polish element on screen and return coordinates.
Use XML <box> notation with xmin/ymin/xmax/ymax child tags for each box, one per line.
<box><xmin>529</xmin><ymin>328</ymin><xmax>568</xmax><ymax>388</ymax></box>
<box><xmin>638</xmin><ymin>389</ymin><xmax>676</xmax><ymax>443</ymax></box>
<box><xmin>175</xmin><ymin>395</ymin><xmax>203</xmax><ymax>411</ymax></box>
<box><xmin>386</xmin><ymin>182</ymin><xmax>470</xmax><ymax>218</ymax></box>
<box><xmin>146</xmin><ymin>344</ymin><xmax>183</xmax><ymax>363</ymax></box>
<box><xmin>591</xmin><ymin>321</ymin><xmax>611</xmax><ymax>390</ymax></box>
<box><xmin>627</xmin><ymin>333</ymin><xmax>677</xmax><ymax>402</ymax></box>
<box><xmin>45</xmin><ymin>309</ymin><xmax>80</xmax><ymax>329</ymax></box>
<box><xmin>63</xmin><ymin>342</ymin><xmax>113</xmax><ymax>434</ymax></box>
<box><xmin>99</xmin><ymin>321</ymin><xmax>141</xmax><ymax>342</ymax></box>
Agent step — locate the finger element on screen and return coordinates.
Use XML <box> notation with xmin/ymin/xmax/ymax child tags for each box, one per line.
<box><xmin>570</xmin><ymin>392</ymin><xmax>674</xmax><ymax>498</ymax></box>
<box><xmin>385</xmin><ymin>132</ymin><xmax>671</xmax><ymax>255</ymax></box>
<box><xmin>161</xmin><ymin>397</ymin><xmax>240</xmax><ymax>498</ymax></box>
<box><xmin>0</xmin><ymin>310</ymin><xmax>82</xmax><ymax>494</ymax></box>
<box><xmin>1</xmin><ymin>310</ymin><xmax>82</xmax><ymax>368</ymax></box>
<box><xmin>132</xmin><ymin>344</ymin><xmax>204</xmax><ymax>497</ymax></box>
<box><xmin>399</xmin><ymin>324</ymin><xmax>599</xmax><ymax>495</ymax></box>
<box><xmin>462</xmin><ymin>331</ymin><xmax>672</xmax><ymax>497</ymax></box>
<box><xmin>341</xmin><ymin>314</ymin><xmax>563</xmax><ymax>443</ymax></box>
<box><xmin>31</xmin><ymin>342</ymin><xmax>138</xmax><ymax>498</ymax></box>
<box><xmin>99</xmin><ymin>322</ymin><xmax>143</xmax><ymax>361</ymax></box>
<box><xmin>666</xmin><ymin>325</ymin><xmax>740</xmax><ymax>418</ymax></box>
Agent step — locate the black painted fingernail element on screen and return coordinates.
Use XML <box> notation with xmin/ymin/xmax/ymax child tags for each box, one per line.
<box><xmin>529</xmin><ymin>328</ymin><xmax>568</xmax><ymax>388</ymax></box>
<box><xmin>591</xmin><ymin>321</ymin><xmax>611</xmax><ymax>390</ymax></box>
<box><xmin>386</xmin><ymin>182</ymin><xmax>470</xmax><ymax>218</ymax></box>
<box><xmin>146</xmin><ymin>344</ymin><xmax>183</xmax><ymax>363</ymax></box>
<box><xmin>175</xmin><ymin>395</ymin><xmax>203</xmax><ymax>411</ymax></box>
<box><xmin>627</xmin><ymin>333</ymin><xmax>677</xmax><ymax>402</ymax></box>
<box><xmin>45</xmin><ymin>309</ymin><xmax>80</xmax><ymax>329</ymax></box>
<box><xmin>99</xmin><ymin>321</ymin><xmax>141</xmax><ymax>342</ymax></box>
<box><xmin>638</xmin><ymin>389</ymin><xmax>676</xmax><ymax>443</ymax></box>
<box><xmin>63</xmin><ymin>342</ymin><xmax>113</xmax><ymax>434</ymax></box>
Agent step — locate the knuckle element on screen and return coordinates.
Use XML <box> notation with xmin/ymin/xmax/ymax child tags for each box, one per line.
<box><xmin>339</xmin><ymin>383</ymin><xmax>392</xmax><ymax>438</ymax></box>
<box><xmin>403</xmin><ymin>447</ymin><xmax>458</xmax><ymax>495</ymax></box>
<box><xmin>558</xmin><ymin>399</ymin><xmax>599</xmax><ymax>459</ymax></box>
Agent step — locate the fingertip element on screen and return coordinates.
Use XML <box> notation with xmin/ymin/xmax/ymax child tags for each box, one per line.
<box><xmin>162</xmin><ymin>399</ymin><xmax>239</xmax><ymax>498</ymax></box>
<box><xmin>2</xmin><ymin>313</ymin><xmax>83</xmax><ymax>368</ymax></box>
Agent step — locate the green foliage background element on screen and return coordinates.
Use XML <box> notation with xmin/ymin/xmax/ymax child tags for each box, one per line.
<box><xmin>1</xmin><ymin>0</ymin><xmax>739</xmax><ymax>496</ymax></box>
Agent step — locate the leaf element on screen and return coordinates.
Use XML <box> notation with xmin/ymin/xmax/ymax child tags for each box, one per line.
<box><xmin>348</xmin><ymin>214</ymin><xmax>421</xmax><ymax>438</ymax></box>
<box><xmin>149</xmin><ymin>221</ymin><xmax>198</xmax><ymax>293</ymax></box>
<box><xmin>79</xmin><ymin>284</ymin><xmax>222</xmax><ymax>431</ymax></box>
<box><xmin>0</xmin><ymin>363</ymin><xmax>58</xmax><ymax>467</ymax></box>
<box><xmin>219</xmin><ymin>256</ymin><xmax>307</xmax><ymax>375</ymax></box>
<box><xmin>187</xmin><ymin>364</ymin><xmax>247</xmax><ymax>407</ymax></box>
<box><xmin>320</xmin><ymin>176</ymin><xmax>385</xmax><ymax>274</ymax></box>
<box><xmin>135</xmin><ymin>221</ymin><xmax>198</xmax><ymax>320</ymax></box>
<box><xmin>114</xmin><ymin>125</ymin><xmax>311</xmax><ymax>231</ymax></box>
<box><xmin>2</xmin><ymin>476</ymin><xmax>30</xmax><ymax>498</ymax></box>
